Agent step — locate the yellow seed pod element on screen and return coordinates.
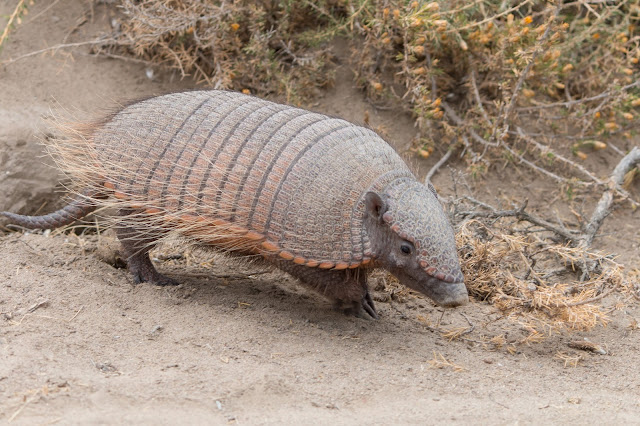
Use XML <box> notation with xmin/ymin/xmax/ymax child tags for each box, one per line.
<box><xmin>426</xmin><ymin>2</ymin><xmax>439</xmax><ymax>11</ymax></box>
<box><xmin>413</xmin><ymin>67</ymin><xmax>427</xmax><ymax>75</ymax></box>
<box><xmin>242</xmin><ymin>88</ymin><xmax>250</xmax><ymax>94</ymax></box>
<box><xmin>507</xmin><ymin>14</ymin><xmax>514</xmax><ymax>26</ymax></box>
<box><xmin>631</xmin><ymin>57</ymin><xmax>639</xmax><ymax>64</ymax></box>
<box><xmin>522</xmin><ymin>88</ymin><xmax>535</xmax><ymax>98</ymax></box>
<box><xmin>623</xmin><ymin>112</ymin><xmax>634</xmax><ymax>120</ymax></box>
<box><xmin>393</xmin><ymin>9</ymin><xmax>400</xmax><ymax>19</ymax></box>
<box><xmin>186</xmin><ymin>27</ymin><xmax>194</xmax><ymax>34</ymax></box>
<box><xmin>592</xmin><ymin>33</ymin><xmax>600</xmax><ymax>40</ymax></box>
<box><xmin>522</xmin><ymin>16</ymin><xmax>533</xmax><ymax>25</ymax></box>
<box><xmin>383</xmin><ymin>8</ymin><xmax>389</xmax><ymax>18</ymax></box>
<box><xmin>562</xmin><ymin>63</ymin><xmax>574</xmax><ymax>73</ymax></box>
<box><xmin>593</xmin><ymin>141</ymin><xmax>607</xmax><ymax>150</ymax></box>
<box><xmin>555</xmin><ymin>82</ymin><xmax>565</xmax><ymax>89</ymax></box>
<box><xmin>521</xmin><ymin>27</ymin><xmax>530</xmax><ymax>36</ymax></box>
<box><xmin>411</xmin><ymin>18</ymin><xmax>423</xmax><ymax>28</ymax></box>
<box><xmin>535</xmin><ymin>24</ymin><xmax>546</xmax><ymax>35</ymax></box>
<box><xmin>622</xmin><ymin>36</ymin><xmax>629</xmax><ymax>43</ymax></box>
<box><xmin>411</xmin><ymin>1</ymin><xmax>419</xmax><ymax>9</ymax></box>
<box><xmin>623</xmin><ymin>68</ymin><xmax>634</xmax><ymax>75</ymax></box>
<box><xmin>487</xmin><ymin>22</ymin><xmax>493</xmax><ymax>30</ymax></box>
<box><xmin>382</xmin><ymin>37</ymin><xmax>391</xmax><ymax>45</ymax></box>
<box><xmin>459</xmin><ymin>39</ymin><xmax>468</xmax><ymax>51</ymax></box>
<box><xmin>230</xmin><ymin>23</ymin><xmax>240</xmax><ymax>31</ymax></box>
<box><xmin>413</xmin><ymin>45</ymin><xmax>425</xmax><ymax>55</ymax></box>
<box><xmin>631</xmin><ymin>98</ymin><xmax>640</xmax><ymax>107</ymax></box>
<box><xmin>575</xmin><ymin>151</ymin><xmax>588</xmax><ymax>160</ymax></box>
<box><xmin>415</xmin><ymin>36</ymin><xmax>426</xmax><ymax>44</ymax></box>
<box><xmin>604</xmin><ymin>122</ymin><xmax>618</xmax><ymax>131</ymax></box>
<box><xmin>434</xmin><ymin>19</ymin><xmax>447</xmax><ymax>30</ymax></box>
<box><xmin>594</xmin><ymin>111</ymin><xmax>601</xmax><ymax>119</ymax></box>
<box><xmin>432</xmin><ymin>97</ymin><xmax>442</xmax><ymax>107</ymax></box>
<box><xmin>372</xmin><ymin>81</ymin><xmax>383</xmax><ymax>91</ymax></box>
<box><xmin>433</xmin><ymin>110</ymin><xmax>444</xmax><ymax>119</ymax></box>
<box><xmin>418</xmin><ymin>149</ymin><xmax>431</xmax><ymax>159</ymax></box>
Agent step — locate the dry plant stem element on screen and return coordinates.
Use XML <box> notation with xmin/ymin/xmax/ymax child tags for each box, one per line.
<box><xmin>502</xmin><ymin>142</ymin><xmax>574</xmax><ymax>185</ymax></box>
<box><xmin>565</xmin><ymin>281</ymin><xmax>620</xmax><ymax>307</ymax></box>
<box><xmin>1</xmin><ymin>38</ymin><xmax>113</xmax><ymax>66</ymax></box>
<box><xmin>516</xmin><ymin>127</ymin><xmax>605</xmax><ymax>185</ymax></box>
<box><xmin>517</xmin><ymin>80</ymin><xmax>640</xmax><ymax>112</ymax></box>
<box><xmin>470</xmin><ymin>68</ymin><xmax>492</xmax><ymax>127</ymax></box>
<box><xmin>457</xmin><ymin>198</ymin><xmax>578</xmax><ymax>242</ymax></box>
<box><xmin>0</xmin><ymin>0</ymin><xmax>26</xmax><ymax>49</ymax></box>
<box><xmin>441</xmin><ymin>101</ymin><xmax>498</xmax><ymax>147</ymax></box>
<box><xmin>448</xmin><ymin>0</ymin><xmax>533</xmax><ymax>32</ymax></box>
<box><xmin>500</xmin><ymin>1</ymin><xmax>561</xmax><ymax>138</ymax></box>
<box><xmin>425</xmin><ymin>147</ymin><xmax>453</xmax><ymax>184</ymax></box>
<box><xmin>580</xmin><ymin>147</ymin><xmax>640</xmax><ymax>247</ymax></box>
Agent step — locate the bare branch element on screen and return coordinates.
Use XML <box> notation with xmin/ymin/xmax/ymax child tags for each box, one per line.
<box><xmin>425</xmin><ymin>147</ymin><xmax>454</xmax><ymax>184</ymax></box>
<box><xmin>502</xmin><ymin>142</ymin><xmax>576</xmax><ymax>185</ymax></box>
<box><xmin>516</xmin><ymin>127</ymin><xmax>605</xmax><ymax>185</ymax></box>
<box><xmin>441</xmin><ymin>101</ymin><xmax>499</xmax><ymax>147</ymax></box>
<box><xmin>517</xmin><ymin>80</ymin><xmax>640</xmax><ymax>112</ymax></box>
<box><xmin>457</xmin><ymin>199</ymin><xmax>579</xmax><ymax>242</ymax></box>
<box><xmin>580</xmin><ymin>147</ymin><xmax>640</xmax><ymax>247</ymax></box>
<box><xmin>469</xmin><ymin>68</ymin><xmax>492</xmax><ymax>128</ymax></box>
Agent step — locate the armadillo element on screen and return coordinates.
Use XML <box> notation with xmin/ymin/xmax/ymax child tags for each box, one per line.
<box><xmin>1</xmin><ymin>90</ymin><xmax>468</xmax><ymax>318</ymax></box>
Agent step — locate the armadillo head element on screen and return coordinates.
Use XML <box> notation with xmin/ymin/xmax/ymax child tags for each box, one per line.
<box><xmin>364</xmin><ymin>179</ymin><xmax>468</xmax><ymax>307</ymax></box>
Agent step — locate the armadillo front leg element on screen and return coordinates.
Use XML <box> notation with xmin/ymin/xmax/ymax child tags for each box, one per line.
<box><xmin>115</xmin><ymin>209</ymin><xmax>177</xmax><ymax>286</ymax></box>
<box><xmin>273</xmin><ymin>261</ymin><xmax>378</xmax><ymax>319</ymax></box>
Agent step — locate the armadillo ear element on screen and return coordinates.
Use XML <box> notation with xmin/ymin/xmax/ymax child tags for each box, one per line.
<box><xmin>365</xmin><ymin>192</ymin><xmax>387</xmax><ymax>220</ymax></box>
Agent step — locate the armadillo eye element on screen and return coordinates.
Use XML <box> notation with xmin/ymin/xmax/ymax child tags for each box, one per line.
<box><xmin>400</xmin><ymin>243</ymin><xmax>412</xmax><ymax>255</ymax></box>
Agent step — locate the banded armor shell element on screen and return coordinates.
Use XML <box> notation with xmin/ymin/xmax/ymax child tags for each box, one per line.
<box><xmin>91</xmin><ymin>90</ymin><xmax>416</xmax><ymax>269</ymax></box>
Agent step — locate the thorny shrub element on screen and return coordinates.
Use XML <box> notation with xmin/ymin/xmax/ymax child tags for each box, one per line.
<box><xmin>355</xmin><ymin>0</ymin><xmax>640</xmax><ymax>167</ymax></box>
<box><xmin>103</xmin><ymin>0</ymin><xmax>350</xmax><ymax>103</ymax></box>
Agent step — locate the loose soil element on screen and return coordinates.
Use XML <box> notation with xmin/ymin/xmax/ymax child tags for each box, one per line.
<box><xmin>1</xmin><ymin>2</ymin><xmax>639</xmax><ymax>424</ymax></box>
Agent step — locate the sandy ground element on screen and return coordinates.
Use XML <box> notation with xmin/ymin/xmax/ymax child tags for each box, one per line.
<box><xmin>1</xmin><ymin>1</ymin><xmax>639</xmax><ymax>424</ymax></box>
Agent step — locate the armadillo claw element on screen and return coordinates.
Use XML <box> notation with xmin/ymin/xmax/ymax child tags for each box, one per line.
<box><xmin>336</xmin><ymin>291</ymin><xmax>379</xmax><ymax>320</ymax></box>
<box><xmin>361</xmin><ymin>291</ymin><xmax>379</xmax><ymax>320</ymax></box>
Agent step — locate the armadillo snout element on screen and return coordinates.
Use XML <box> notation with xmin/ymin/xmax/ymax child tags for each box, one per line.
<box><xmin>413</xmin><ymin>275</ymin><xmax>469</xmax><ymax>308</ymax></box>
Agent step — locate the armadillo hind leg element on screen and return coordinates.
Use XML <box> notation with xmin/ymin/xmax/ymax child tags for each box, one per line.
<box><xmin>274</xmin><ymin>261</ymin><xmax>378</xmax><ymax>319</ymax></box>
<box><xmin>115</xmin><ymin>209</ymin><xmax>177</xmax><ymax>287</ymax></box>
<box><xmin>0</xmin><ymin>190</ymin><xmax>102</xmax><ymax>230</ymax></box>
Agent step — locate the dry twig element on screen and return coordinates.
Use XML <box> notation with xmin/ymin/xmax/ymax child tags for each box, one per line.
<box><xmin>0</xmin><ymin>0</ymin><xmax>26</xmax><ymax>49</ymax></box>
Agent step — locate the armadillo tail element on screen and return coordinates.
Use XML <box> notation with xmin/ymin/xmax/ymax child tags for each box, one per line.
<box><xmin>1</xmin><ymin>193</ymin><xmax>100</xmax><ymax>230</ymax></box>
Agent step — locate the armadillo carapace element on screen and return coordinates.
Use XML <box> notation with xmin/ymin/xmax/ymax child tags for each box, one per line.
<box><xmin>1</xmin><ymin>90</ymin><xmax>468</xmax><ymax>318</ymax></box>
